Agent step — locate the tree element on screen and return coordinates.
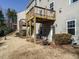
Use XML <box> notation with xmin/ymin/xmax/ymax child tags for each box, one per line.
<box><xmin>6</xmin><ymin>8</ymin><xmax>17</xmax><ymax>29</ymax></box>
<box><xmin>7</xmin><ymin>8</ymin><xmax>17</xmax><ymax>23</ymax></box>
<box><xmin>0</xmin><ymin>10</ymin><xmax>4</xmax><ymax>27</ymax></box>
<box><xmin>12</xmin><ymin>10</ymin><xmax>17</xmax><ymax>23</ymax></box>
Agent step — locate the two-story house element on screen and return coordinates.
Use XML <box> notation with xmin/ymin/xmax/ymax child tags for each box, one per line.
<box><xmin>26</xmin><ymin>0</ymin><xmax>56</xmax><ymax>42</ymax></box>
<box><xmin>26</xmin><ymin>0</ymin><xmax>79</xmax><ymax>42</ymax></box>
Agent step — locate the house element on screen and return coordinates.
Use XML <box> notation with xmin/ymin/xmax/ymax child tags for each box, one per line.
<box><xmin>17</xmin><ymin>11</ymin><xmax>26</xmax><ymax>32</ymax></box>
<box><xmin>26</xmin><ymin>0</ymin><xmax>56</xmax><ymax>42</ymax></box>
<box><xmin>26</xmin><ymin>0</ymin><xmax>79</xmax><ymax>42</ymax></box>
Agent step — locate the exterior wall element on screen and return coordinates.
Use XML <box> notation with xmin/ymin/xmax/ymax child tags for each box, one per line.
<box><xmin>17</xmin><ymin>11</ymin><xmax>26</xmax><ymax>32</ymax></box>
<box><xmin>53</xmin><ymin>0</ymin><xmax>79</xmax><ymax>36</ymax></box>
<box><xmin>36</xmin><ymin>0</ymin><xmax>53</xmax><ymax>9</ymax></box>
<box><xmin>26</xmin><ymin>0</ymin><xmax>54</xmax><ymax>13</ymax></box>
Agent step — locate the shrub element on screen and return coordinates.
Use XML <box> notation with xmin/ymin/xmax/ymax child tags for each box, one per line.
<box><xmin>15</xmin><ymin>32</ymin><xmax>20</xmax><ymax>37</ymax></box>
<box><xmin>0</xmin><ymin>30</ymin><xmax>4</xmax><ymax>36</ymax></box>
<box><xmin>0</xmin><ymin>26</ymin><xmax>14</xmax><ymax>36</ymax></box>
<box><xmin>53</xmin><ymin>33</ymin><xmax>72</xmax><ymax>45</ymax></box>
<box><xmin>3</xmin><ymin>27</ymin><xmax>13</xmax><ymax>35</ymax></box>
<box><xmin>43</xmin><ymin>40</ymin><xmax>50</xmax><ymax>45</ymax></box>
<box><xmin>20</xmin><ymin>30</ymin><xmax>26</xmax><ymax>36</ymax></box>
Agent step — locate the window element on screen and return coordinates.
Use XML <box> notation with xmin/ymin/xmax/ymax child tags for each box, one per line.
<box><xmin>23</xmin><ymin>25</ymin><xmax>26</xmax><ymax>26</ymax></box>
<box><xmin>39</xmin><ymin>10</ymin><xmax>42</xmax><ymax>16</ymax></box>
<box><xmin>72</xmin><ymin>0</ymin><xmax>78</xmax><ymax>3</ymax></box>
<box><xmin>39</xmin><ymin>0</ymin><xmax>41</xmax><ymax>2</ymax></box>
<box><xmin>35</xmin><ymin>0</ymin><xmax>37</xmax><ymax>5</ymax></box>
<box><xmin>69</xmin><ymin>0</ymin><xmax>78</xmax><ymax>4</ymax></box>
<box><xmin>67</xmin><ymin>20</ymin><xmax>75</xmax><ymax>35</ymax></box>
<box><xmin>50</xmin><ymin>2</ymin><xmax>54</xmax><ymax>10</ymax></box>
<box><xmin>48</xmin><ymin>0</ymin><xmax>49</xmax><ymax>2</ymax></box>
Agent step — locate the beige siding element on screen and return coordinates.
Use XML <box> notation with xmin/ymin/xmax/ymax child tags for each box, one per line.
<box><xmin>36</xmin><ymin>0</ymin><xmax>53</xmax><ymax>9</ymax></box>
<box><xmin>54</xmin><ymin>0</ymin><xmax>79</xmax><ymax>36</ymax></box>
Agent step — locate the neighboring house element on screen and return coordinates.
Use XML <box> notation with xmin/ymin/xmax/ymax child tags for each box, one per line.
<box><xmin>19</xmin><ymin>19</ymin><xmax>26</xmax><ymax>31</ymax></box>
<box><xmin>17</xmin><ymin>11</ymin><xmax>26</xmax><ymax>32</ymax></box>
<box><xmin>26</xmin><ymin>0</ymin><xmax>56</xmax><ymax>42</ymax></box>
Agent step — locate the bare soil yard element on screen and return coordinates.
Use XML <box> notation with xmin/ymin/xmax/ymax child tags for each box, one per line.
<box><xmin>0</xmin><ymin>34</ymin><xmax>79</xmax><ymax>59</ymax></box>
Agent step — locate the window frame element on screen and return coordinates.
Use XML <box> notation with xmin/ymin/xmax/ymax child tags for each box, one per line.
<box><xmin>69</xmin><ymin>0</ymin><xmax>78</xmax><ymax>5</ymax></box>
<box><xmin>72</xmin><ymin>0</ymin><xmax>78</xmax><ymax>2</ymax></box>
<box><xmin>48</xmin><ymin>0</ymin><xmax>49</xmax><ymax>2</ymax></box>
<box><xmin>39</xmin><ymin>0</ymin><xmax>41</xmax><ymax>2</ymax></box>
<box><xmin>66</xmin><ymin>19</ymin><xmax>76</xmax><ymax>35</ymax></box>
<box><xmin>50</xmin><ymin>1</ymin><xmax>55</xmax><ymax>10</ymax></box>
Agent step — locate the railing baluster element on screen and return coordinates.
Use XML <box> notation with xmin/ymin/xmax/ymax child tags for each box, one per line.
<box><xmin>26</xmin><ymin>6</ymin><xmax>56</xmax><ymax>21</ymax></box>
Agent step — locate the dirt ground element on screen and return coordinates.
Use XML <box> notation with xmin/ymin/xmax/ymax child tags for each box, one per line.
<box><xmin>0</xmin><ymin>34</ymin><xmax>79</xmax><ymax>59</ymax></box>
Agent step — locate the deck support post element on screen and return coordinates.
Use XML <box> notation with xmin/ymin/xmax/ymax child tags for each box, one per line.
<box><xmin>30</xmin><ymin>20</ymin><xmax>32</xmax><ymax>38</ymax></box>
<box><xmin>34</xmin><ymin>17</ymin><xmax>36</xmax><ymax>43</ymax></box>
<box><xmin>26</xmin><ymin>20</ymin><xmax>28</xmax><ymax>40</ymax></box>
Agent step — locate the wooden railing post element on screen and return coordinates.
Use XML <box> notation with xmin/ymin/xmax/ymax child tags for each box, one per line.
<box><xmin>29</xmin><ymin>20</ymin><xmax>32</xmax><ymax>42</ymax></box>
<box><xmin>54</xmin><ymin>11</ymin><xmax>56</xmax><ymax>18</ymax></box>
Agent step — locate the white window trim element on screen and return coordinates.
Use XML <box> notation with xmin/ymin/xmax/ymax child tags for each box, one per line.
<box><xmin>66</xmin><ymin>19</ymin><xmax>76</xmax><ymax>35</ymax></box>
<box><xmin>69</xmin><ymin>0</ymin><xmax>72</xmax><ymax>5</ymax></box>
<box><xmin>50</xmin><ymin>1</ymin><xmax>55</xmax><ymax>10</ymax></box>
<box><xmin>68</xmin><ymin>0</ymin><xmax>78</xmax><ymax>5</ymax></box>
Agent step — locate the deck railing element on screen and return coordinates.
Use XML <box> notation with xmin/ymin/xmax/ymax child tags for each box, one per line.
<box><xmin>26</xmin><ymin>6</ymin><xmax>56</xmax><ymax>21</ymax></box>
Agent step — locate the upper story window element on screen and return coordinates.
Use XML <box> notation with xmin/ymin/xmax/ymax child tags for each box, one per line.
<box><xmin>39</xmin><ymin>0</ymin><xmax>41</xmax><ymax>2</ymax></box>
<box><xmin>69</xmin><ymin>0</ymin><xmax>78</xmax><ymax>4</ymax></box>
<box><xmin>50</xmin><ymin>2</ymin><xmax>54</xmax><ymax>10</ymax></box>
<box><xmin>72</xmin><ymin>0</ymin><xmax>78</xmax><ymax>2</ymax></box>
<box><xmin>35</xmin><ymin>0</ymin><xmax>37</xmax><ymax>5</ymax></box>
<box><xmin>39</xmin><ymin>10</ymin><xmax>42</xmax><ymax>16</ymax></box>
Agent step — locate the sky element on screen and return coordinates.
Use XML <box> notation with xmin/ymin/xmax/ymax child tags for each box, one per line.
<box><xmin>0</xmin><ymin>0</ymin><xmax>29</xmax><ymax>12</ymax></box>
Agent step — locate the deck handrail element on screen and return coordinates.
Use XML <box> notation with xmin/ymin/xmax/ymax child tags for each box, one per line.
<box><xmin>26</xmin><ymin>6</ymin><xmax>56</xmax><ymax>21</ymax></box>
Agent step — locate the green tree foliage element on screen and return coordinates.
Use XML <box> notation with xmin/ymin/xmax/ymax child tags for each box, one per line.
<box><xmin>7</xmin><ymin>8</ymin><xmax>17</xmax><ymax>23</ymax></box>
<box><xmin>0</xmin><ymin>10</ymin><xmax>4</xmax><ymax>27</ymax></box>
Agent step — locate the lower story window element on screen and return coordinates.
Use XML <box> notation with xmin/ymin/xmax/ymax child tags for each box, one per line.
<box><xmin>67</xmin><ymin>20</ymin><xmax>75</xmax><ymax>35</ymax></box>
<box><xmin>68</xmin><ymin>28</ymin><xmax>75</xmax><ymax>35</ymax></box>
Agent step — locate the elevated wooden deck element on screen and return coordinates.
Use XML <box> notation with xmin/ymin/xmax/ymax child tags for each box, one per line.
<box><xmin>26</xmin><ymin>6</ymin><xmax>56</xmax><ymax>22</ymax></box>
